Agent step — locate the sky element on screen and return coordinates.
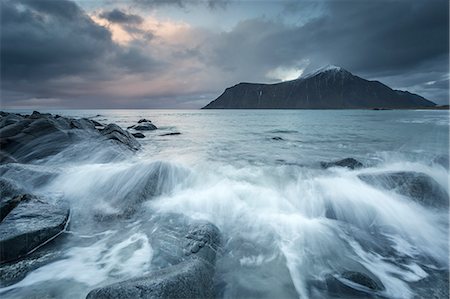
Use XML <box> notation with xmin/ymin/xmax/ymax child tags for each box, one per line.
<box><xmin>1</xmin><ymin>0</ymin><xmax>449</xmax><ymax>108</ymax></box>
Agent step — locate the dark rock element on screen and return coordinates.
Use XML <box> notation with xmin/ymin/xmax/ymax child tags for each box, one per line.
<box><xmin>138</xmin><ymin>118</ymin><xmax>152</xmax><ymax>123</ymax></box>
<box><xmin>0</xmin><ymin>112</ymin><xmax>141</xmax><ymax>163</ymax></box>
<box><xmin>100</xmin><ymin>124</ymin><xmax>140</xmax><ymax>150</ymax></box>
<box><xmin>0</xmin><ymin>249</ymin><xmax>63</xmax><ymax>286</ymax></box>
<box><xmin>91</xmin><ymin>120</ymin><xmax>104</xmax><ymax>127</ymax></box>
<box><xmin>0</xmin><ymin>163</ymin><xmax>57</xmax><ymax>189</ymax></box>
<box><xmin>202</xmin><ymin>66</ymin><xmax>435</xmax><ymax>109</ymax></box>
<box><xmin>0</xmin><ymin>195</ymin><xmax>70</xmax><ymax>263</ymax></box>
<box><xmin>321</xmin><ymin>158</ymin><xmax>363</xmax><ymax>170</ymax></box>
<box><xmin>0</xmin><ymin>194</ymin><xmax>30</xmax><ymax>222</ymax></box>
<box><xmin>131</xmin><ymin>123</ymin><xmax>158</xmax><ymax>131</ymax></box>
<box><xmin>0</xmin><ymin>151</ymin><xmax>17</xmax><ymax>164</ymax></box>
<box><xmin>272</xmin><ymin>136</ymin><xmax>283</xmax><ymax>141</ymax></box>
<box><xmin>160</xmin><ymin>132</ymin><xmax>181</xmax><ymax>136</ymax></box>
<box><xmin>358</xmin><ymin>171</ymin><xmax>449</xmax><ymax>208</ymax></box>
<box><xmin>132</xmin><ymin>132</ymin><xmax>145</xmax><ymax>138</ymax></box>
<box><xmin>70</xmin><ymin>118</ymin><xmax>96</xmax><ymax>130</ymax></box>
<box><xmin>86</xmin><ymin>221</ymin><xmax>221</xmax><ymax>299</ymax></box>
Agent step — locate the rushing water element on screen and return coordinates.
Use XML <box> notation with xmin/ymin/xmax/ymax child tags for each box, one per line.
<box><xmin>1</xmin><ymin>109</ymin><xmax>449</xmax><ymax>299</ymax></box>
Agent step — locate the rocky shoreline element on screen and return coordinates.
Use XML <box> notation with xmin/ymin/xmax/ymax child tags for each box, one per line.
<box><xmin>0</xmin><ymin>111</ymin><xmax>448</xmax><ymax>299</ymax></box>
<box><xmin>0</xmin><ymin>111</ymin><xmax>221</xmax><ymax>298</ymax></box>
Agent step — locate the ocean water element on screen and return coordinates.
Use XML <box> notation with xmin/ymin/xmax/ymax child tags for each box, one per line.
<box><xmin>0</xmin><ymin>109</ymin><xmax>449</xmax><ymax>299</ymax></box>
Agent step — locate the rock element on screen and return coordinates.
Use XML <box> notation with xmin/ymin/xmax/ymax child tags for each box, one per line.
<box><xmin>132</xmin><ymin>132</ymin><xmax>145</xmax><ymax>138</ymax></box>
<box><xmin>0</xmin><ymin>195</ymin><xmax>70</xmax><ymax>263</ymax></box>
<box><xmin>86</xmin><ymin>221</ymin><xmax>221</xmax><ymax>299</ymax></box>
<box><xmin>92</xmin><ymin>120</ymin><xmax>103</xmax><ymax>127</ymax></box>
<box><xmin>0</xmin><ymin>194</ymin><xmax>30</xmax><ymax>223</ymax></box>
<box><xmin>321</xmin><ymin>158</ymin><xmax>363</xmax><ymax>170</ymax></box>
<box><xmin>100</xmin><ymin>124</ymin><xmax>140</xmax><ymax>150</ymax></box>
<box><xmin>358</xmin><ymin>171</ymin><xmax>449</xmax><ymax>208</ymax></box>
<box><xmin>272</xmin><ymin>136</ymin><xmax>283</xmax><ymax>141</ymax></box>
<box><xmin>0</xmin><ymin>111</ymin><xmax>141</xmax><ymax>163</ymax></box>
<box><xmin>160</xmin><ymin>132</ymin><xmax>181</xmax><ymax>136</ymax></box>
<box><xmin>138</xmin><ymin>119</ymin><xmax>152</xmax><ymax>123</ymax></box>
<box><xmin>131</xmin><ymin>123</ymin><xmax>158</xmax><ymax>131</ymax></box>
<box><xmin>325</xmin><ymin>271</ymin><xmax>384</xmax><ymax>297</ymax></box>
<box><xmin>0</xmin><ymin>151</ymin><xmax>17</xmax><ymax>164</ymax></box>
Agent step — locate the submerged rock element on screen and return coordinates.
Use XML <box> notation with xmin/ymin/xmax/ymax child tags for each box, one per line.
<box><xmin>86</xmin><ymin>221</ymin><xmax>221</xmax><ymax>299</ymax></box>
<box><xmin>272</xmin><ymin>136</ymin><xmax>283</xmax><ymax>141</ymax></box>
<box><xmin>0</xmin><ymin>195</ymin><xmax>70</xmax><ymax>263</ymax></box>
<box><xmin>358</xmin><ymin>171</ymin><xmax>449</xmax><ymax>208</ymax></box>
<box><xmin>132</xmin><ymin>132</ymin><xmax>145</xmax><ymax>138</ymax></box>
<box><xmin>325</xmin><ymin>271</ymin><xmax>384</xmax><ymax>298</ymax></box>
<box><xmin>160</xmin><ymin>132</ymin><xmax>181</xmax><ymax>136</ymax></box>
<box><xmin>321</xmin><ymin>158</ymin><xmax>363</xmax><ymax>170</ymax></box>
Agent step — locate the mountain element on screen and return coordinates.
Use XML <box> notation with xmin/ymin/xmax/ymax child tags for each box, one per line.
<box><xmin>202</xmin><ymin>65</ymin><xmax>436</xmax><ymax>109</ymax></box>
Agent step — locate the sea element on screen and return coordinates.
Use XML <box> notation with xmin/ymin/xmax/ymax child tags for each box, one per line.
<box><xmin>0</xmin><ymin>109</ymin><xmax>449</xmax><ymax>299</ymax></box>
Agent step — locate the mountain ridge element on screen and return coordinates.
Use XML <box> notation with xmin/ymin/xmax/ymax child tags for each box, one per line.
<box><xmin>202</xmin><ymin>66</ymin><xmax>436</xmax><ymax>109</ymax></box>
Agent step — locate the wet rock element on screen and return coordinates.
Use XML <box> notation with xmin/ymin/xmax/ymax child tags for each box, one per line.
<box><xmin>100</xmin><ymin>124</ymin><xmax>140</xmax><ymax>150</ymax></box>
<box><xmin>272</xmin><ymin>136</ymin><xmax>283</xmax><ymax>141</ymax></box>
<box><xmin>0</xmin><ymin>194</ymin><xmax>30</xmax><ymax>222</ymax></box>
<box><xmin>160</xmin><ymin>132</ymin><xmax>181</xmax><ymax>136</ymax></box>
<box><xmin>0</xmin><ymin>111</ymin><xmax>141</xmax><ymax>163</ymax></box>
<box><xmin>321</xmin><ymin>158</ymin><xmax>363</xmax><ymax>170</ymax></box>
<box><xmin>0</xmin><ymin>151</ymin><xmax>17</xmax><ymax>164</ymax></box>
<box><xmin>91</xmin><ymin>120</ymin><xmax>104</xmax><ymax>127</ymax></box>
<box><xmin>86</xmin><ymin>221</ymin><xmax>221</xmax><ymax>299</ymax></box>
<box><xmin>358</xmin><ymin>171</ymin><xmax>449</xmax><ymax>208</ymax></box>
<box><xmin>131</xmin><ymin>123</ymin><xmax>158</xmax><ymax>131</ymax></box>
<box><xmin>325</xmin><ymin>271</ymin><xmax>384</xmax><ymax>298</ymax></box>
<box><xmin>0</xmin><ymin>163</ymin><xmax>57</xmax><ymax>189</ymax></box>
<box><xmin>0</xmin><ymin>195</ymin><xmax>70</xmax><ymax>263</ymax></box>
<box><xmin>0</xmin><ymin>247</ymin><xmax>63</xmax><ymax>286</ymax></box>
<box><xmin>132</xmin><ymin>132</ymin><xmax>145</xmax><ymax>138</ymax></box>
<box><xmin>138</xmin><ymin>118</ymin><xmax>152</xmax><ymax>123</ymax></box>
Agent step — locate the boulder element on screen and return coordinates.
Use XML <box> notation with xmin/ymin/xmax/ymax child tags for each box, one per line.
<box><xmin>0</xmin><ymin>195</ymin><xmax>70</xmax><ymax>263</ymax></box>
<box><xmin>131</xmin><ymin>123</ymin><xmax>158</xmax><ymax>131</ymax></box>
<box><xmin>321</xmin><ymin>158</ymin><xmax>363</xmax><ymax>170</ymax></box>
<box><xmin>0</xmin><ymin>179</ymin><xmax>26</xmax><ymax>221</ymax></box>
<box><xmin>100</xmin><ymin>124</ymin><xmax>140</xmax><ymax>150</ymax></box>
<box><xmin>138</xmin><ymin>119</ymin><xmax>152</xmax><ymax>123</ymax></box>
<box><xmin>86</xmin><ymin>221</ymin><xmax>221</xmax><ymax>299</ymax></box>
<box><xmin>358</xmin><ymin>171</ymin><xmax>449</xmax><ymax>208</ymax></box>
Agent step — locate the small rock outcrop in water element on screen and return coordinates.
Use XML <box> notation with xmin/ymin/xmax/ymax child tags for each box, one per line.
<box><xmin>87</xmin><ymin>221</ymin><xmax>221</xmax><ymax>299</ymax></box>
<box><xmin>0</xmin><ymin>193</ymin><xmax>70</xmax><ymax>263</ymax></box>
<box><xmin>359</xmin><ymin>171</ymin><xmax>449</xmax><ymax>208</ymax></box>
<box><xmin>160</xmin><ymin>132</ymin><xmax>181</xmax><ymax>136</ymax></box>
<box><xmin>202</xmin><ymin>65</ymin><xmax>435</xmax><ymax>109</ymax></box>
<box><xmin>132</xmin><ymin>132</ymin><xmax>145</xmax><ymax>138</ymax></box>
<box><xmin>0</xmin><ymin>111</ymin><xmax>140</xmax><ymax>163</ymax></box>
<box><xmin>320</xmin><ymin>158</ymin><xmax>363</xmax><ymax>170</ymax></box>
<box><xmin>129</xmin><ymin>119</ymin><xmax>157</xmax><ymax>131</ymax></box>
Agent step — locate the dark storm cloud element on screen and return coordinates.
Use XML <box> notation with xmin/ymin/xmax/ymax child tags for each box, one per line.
<box><xmin>0</xmin><ymin>0</ymin><xmax>160</xmax><ymax>104</ymax></box>
<box><xmin>0</xmin><ymin>0</ymin><xmax>448</xmax><ymax>108</ymax></box>
<box><xmin>205</xmin><ymin>0</ymin><xmax>448</xmax><ymax>103</ymax></box>
<box><xmin>99</xmin><ymin>9</ymin><xmax>143</xmax><ymax>24</ymax></box>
